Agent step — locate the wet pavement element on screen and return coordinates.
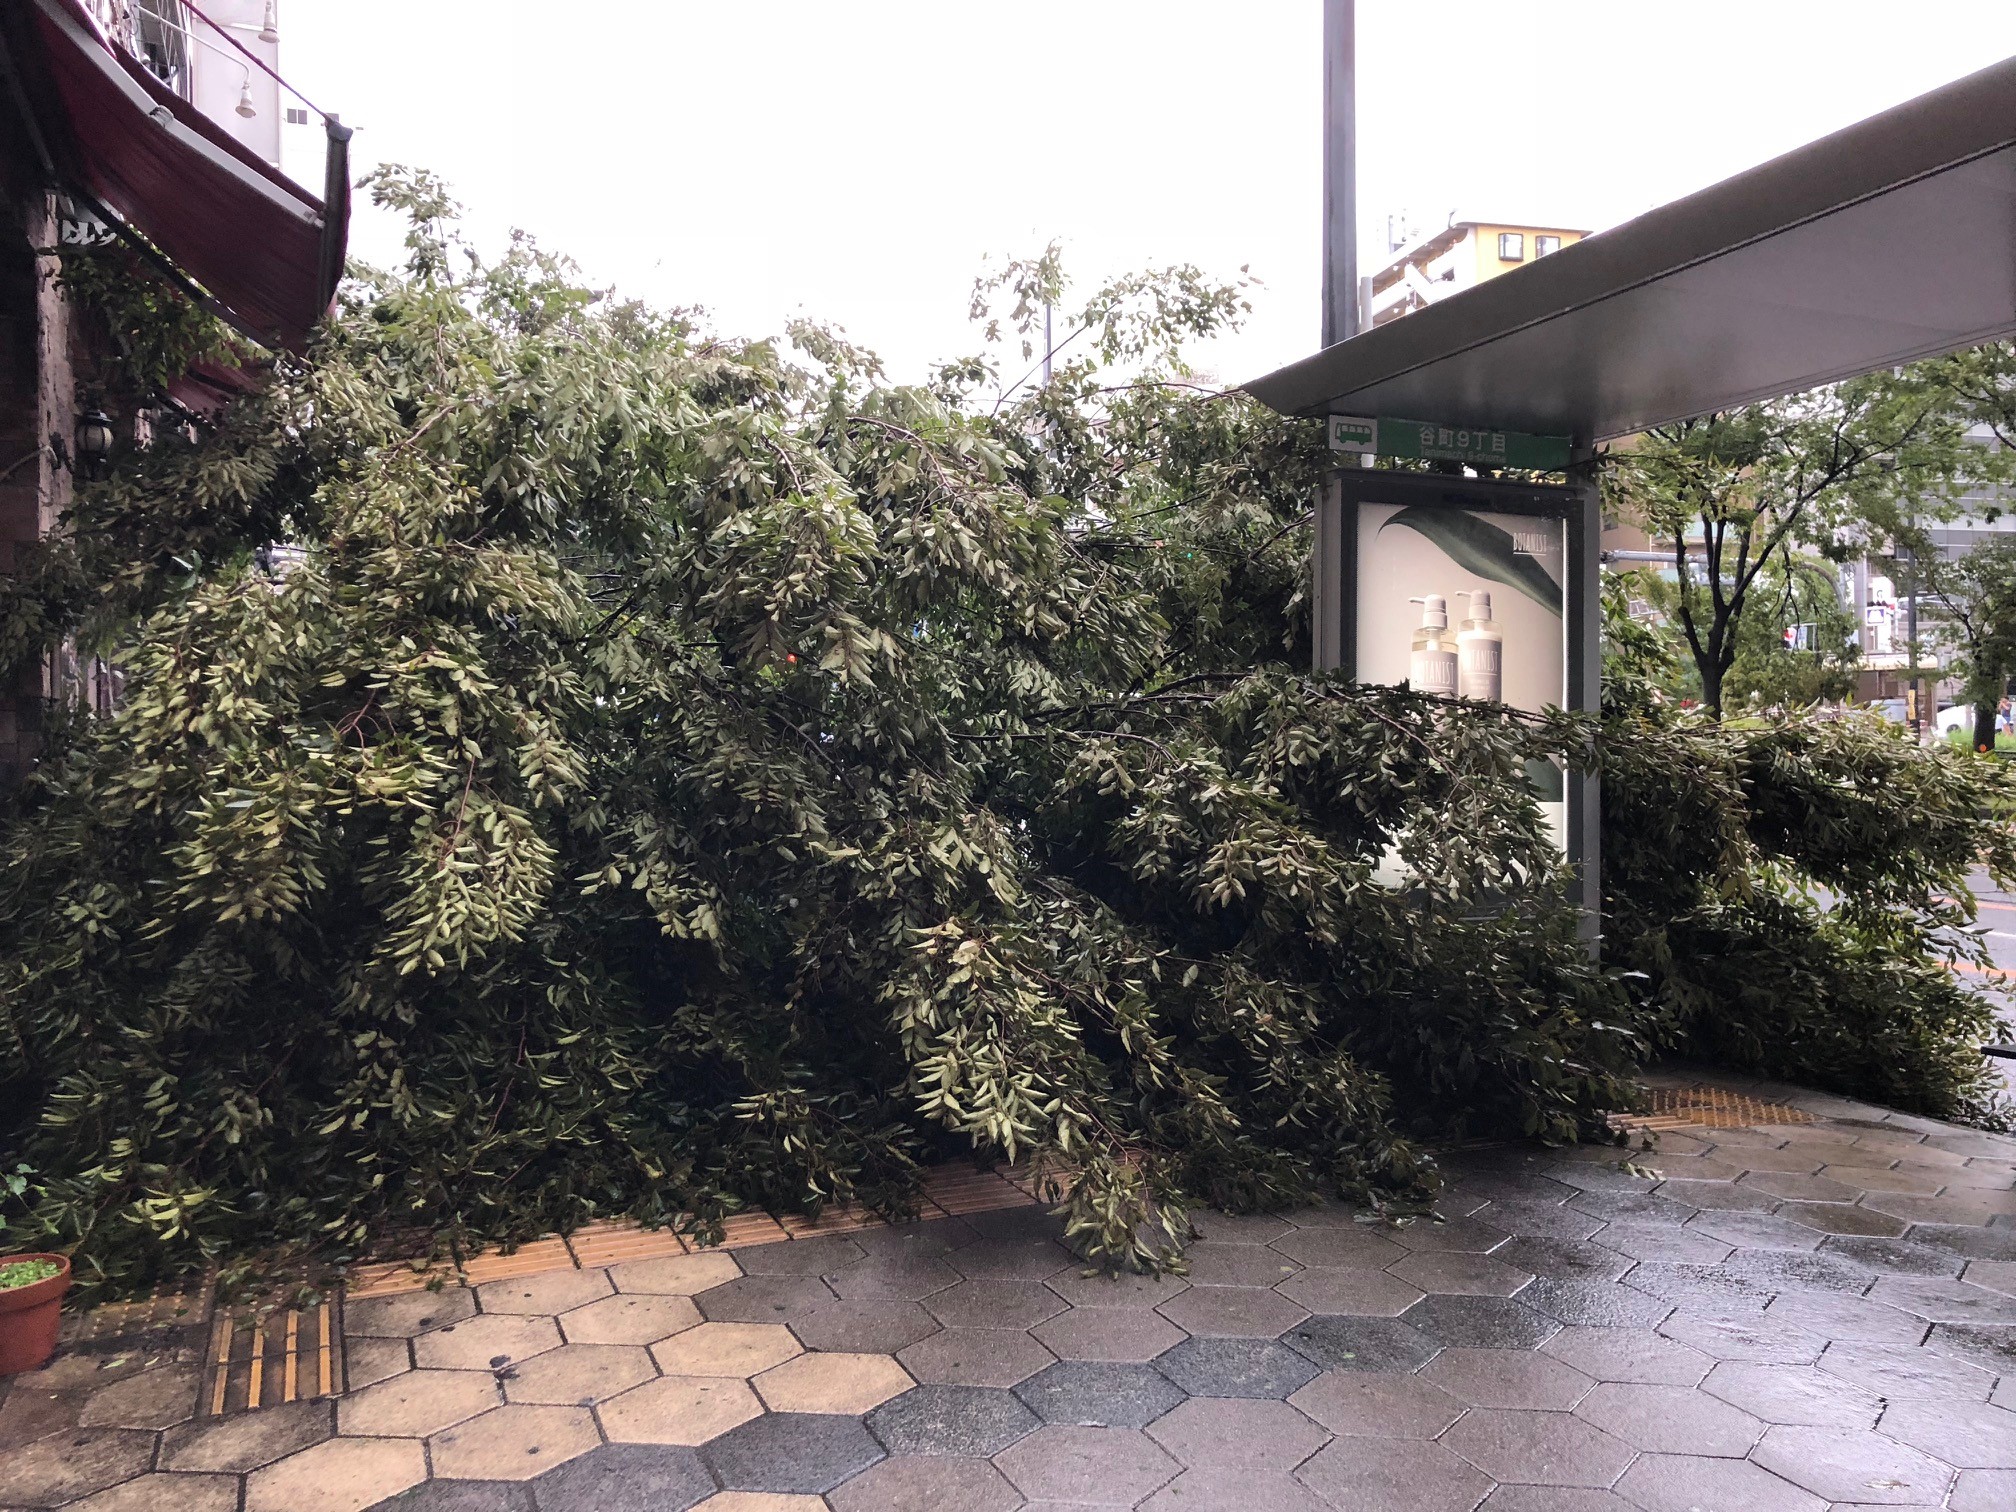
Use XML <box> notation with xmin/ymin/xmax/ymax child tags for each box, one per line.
<box><xmin>1</xmin><ymin>1068</ymin><xmax>2011</xmax><ymax>1512</ymax></box>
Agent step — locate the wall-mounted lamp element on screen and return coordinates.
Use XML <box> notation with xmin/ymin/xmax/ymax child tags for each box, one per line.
<box><xmin>236</xmin><ymin>74</ymin><xmax>257</xmax><ymax>117</ymax></box>
<box><xmin>259</xmin><ymin>2</ymin><xmax>280</xmax><ymax>44</ymax></box>
<box><xmin>76</xmin><ymin>409</ymin><xmax>115</xmax><ymax>477</ymax></box>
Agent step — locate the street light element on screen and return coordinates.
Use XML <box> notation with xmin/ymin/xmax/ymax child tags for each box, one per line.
<box><xmin>75</xmin><ymin>409</ymin><xmax>114</xmax><ymax>478</ymax></box>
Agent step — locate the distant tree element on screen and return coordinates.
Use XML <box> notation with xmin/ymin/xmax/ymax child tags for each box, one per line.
<box><xmin>1922</xmin><ymin>536</ymin><xmax>2016</xmax><ymax>752</ymax></box>
<box><xmin>1606</xmin><ymin>376</ymin><xmax>1979</xmax><ymax>715</ymax></box>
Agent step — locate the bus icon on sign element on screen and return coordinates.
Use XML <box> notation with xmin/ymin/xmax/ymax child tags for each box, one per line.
<box><xmin>1329</xmin><ymin>415</ymin><xmax>1378</xmax><ymax>453</ymax></box>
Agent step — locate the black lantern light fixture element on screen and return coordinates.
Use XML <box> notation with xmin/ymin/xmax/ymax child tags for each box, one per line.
<box><xmin>75</xmin><ymin>409</ymin><xmax>115</xmax><ymax>477</ymax></box>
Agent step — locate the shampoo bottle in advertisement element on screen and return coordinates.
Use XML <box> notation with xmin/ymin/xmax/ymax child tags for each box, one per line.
<box><xmin>1408</xmin><ymin>594</ymin><xmax>1458</xmax><ymax>697</ymax></box>
<box><xmin>1457</xmin><ymin>590</ymin><xmax>1503</xmax><ymax>701</ymax></box>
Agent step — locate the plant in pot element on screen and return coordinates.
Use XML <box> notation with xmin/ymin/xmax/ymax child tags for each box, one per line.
<box><xmin>0</xmin><ymin>1165</ymin><xmax>70</xmax><ymax>1375</ymax></box>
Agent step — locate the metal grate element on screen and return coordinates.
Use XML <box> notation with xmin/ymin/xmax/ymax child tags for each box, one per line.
<box><xmin>1610</xmin><ymin>1083</ymin><xmax>1819</xmax><ymax>1133</ymax></box>
<box><xmin>200</xmin><ymin>1299</ymin><xmax>344</xmax><ymax>1418</ymax></box>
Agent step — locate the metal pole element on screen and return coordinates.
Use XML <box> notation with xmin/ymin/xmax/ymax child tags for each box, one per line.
<box><xmin>1321</xmin><ymin>0</ymin><xmax>1358</xmax><ymax>348</ymax></box>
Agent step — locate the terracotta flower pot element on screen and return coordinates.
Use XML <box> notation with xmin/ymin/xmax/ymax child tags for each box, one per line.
<box><xmin>0</xmin><ymin>1253</ymin><xmax>71</xmax><ymax>1375</ymax></box>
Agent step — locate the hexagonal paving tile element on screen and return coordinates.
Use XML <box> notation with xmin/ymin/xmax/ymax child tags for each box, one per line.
<box><xmin>1751</xmin><ymin>1423</ymin><xmax>1955</xmax><ymax>1505</ymax></box>
<box><xmin>428</xmin><ymin>1403</ymin><xmax>601</xmax><ymax>1481</ymax></box>
<box><xmin>1389</xmin><ymin>1217</ymin><xmax>1510</xmax><ymax>1253</ymax></box>
<box><xmin>924</xmin><ymin>1279</ymin><xmax>1067</xmax><ymax>1331</ymax></box>
<box><xmin>700</xmin><ymin>1411</ymin><xmax>886</xmax><ymax>1495</ymax></box>
<box><xmin>1699</xmin><ymin>1361</ymin><xmax>1883</xmax><ymax>1427</ymax></box>
<box><xmin>76</xmin><ymin>1363</ymin><xmax>202</xmax><ymax>1428</ymax></box>
<box><xmin>736</xmin><ymin>1237</ymin><xmax>865</xmax><ymax>1276</ymax></box>
<box><xmin>1187</xmin><ymin>1210</ymin><xmax>1295</xmax><ymax>1245</ymax></box>
<box><xmin>67</xmin><ymin>1472</ymin><xmax>241</xmax><ymax>1512</ymax></box>
<box><xmin>1963</xmin><ymin>1258</ymin><xmax>2016</xmax><ymax>1295</ymax></box>
<box><xmin>1684</xmin><ymin>1211</ymin><xmax>1826</xmax><ymax>1251</ymax></box>
<box><xmin>1401</xmin><ymin>1294</ymin><xmax>1558</xmax><ymax>1350</ymax></box>
<box><xmin>1878</xmin><ymin>1399</ymin><xmax>2016</xmax><ymax>1468</ymax></box>
<box><xmin>1139</xmin><ymin>1467</ymin><xmax>1332</xmax><ymax>1512</ymax></box>
<box><xmin>1522</xmin><ymin>1278</ymin><xmax>1672</xmax><ymax>1328</ymax></box>
<box><xmin>752</xmin><ymin>1351</ymin><xmax>912</xmax><ymax>1414</ymax></box>
<box><xmin>339</xmin><ymin>1367</ymin><xmax>503</xmax><ymax>1436</ymax></box>
<box><xmin>943</xmin><ymin>1239</ymin><xmax>1073</xmax><ymax>1280</ymax></box>
<box><xmin>528</xmin><ymin>1441</ymin><xmax>715</xmax><ymax>1512</ymax></box>
<box><xmin>560</xmin><ymin>1293</ymin><xmax>702</xmax><ymax>1346</ymax></box>
<box><xmin>1571</xmin><ymin>1380</ymin><xmax>1763</xmax><ymax>1456</ymax></box>
<box><xmin>827</xmin><ymin>1453</ymin><xmax>1022</xmax><ymax>1512</ymax></box>
<box><xmin>1145</xmin><ymin>1396</ymin><xmax>1327</xmax><ymax>1472</ymax></box>
<box><xmin>0</xmin><ymin>1426</ymin><xmax>158</xmax><ymax>1505</ymax></box>
<box><xmin>598</xmin><ymin>1375</ymin><xmax>763</xmax><ymax>1445</ymax></box>
<box><xmin>1623</xmin><ymin>1261</ymin><xmax>1775</xmax><ymax>1305</ymax></box>
<box><xmin>503</xmin><ymin>1343</ymin><xmax>657</xmax><ymax>1405</ymax></box>
<box><xmin>412</xmin><ymin>1314</ymin><xmax>563</xmax><ymax>1372</ymax></box>
<box><xmin>1046</xmin><ymin>1268</ymin><xmax>1191</xmax><ymax>1310</ymax></box>
<box><xmin>1471</xmin><ymin>1488</ymin><xmax>1637</xmax><ymax>1512</ymax></box>
<box><xmin>609</xmin><ymin>1252</ymin><xmax>743</xmax><ymax>1295</ymax></box>
<box><xmin>1760</xmin><ymin>1291</ymin><xmax>1929</xmax><ymax>1347</ymax></box>
<box><xmin>1493</xmin><ymin>1238</ymin><xmax>1629</xmax><ymax>1282</ymax></box>
<box><xmin>1535</xmin><ymin>1328</ymin><xmax>1710</xmax><ymax>1390</ymax></box>
<box><xmin>1389</xmin><ymin>1250</ymin><xmax>1534</xmax><ymax>1296</ymax></box>
<box><xmin>1951</xmin><ymin>1468</ymin><xmax>2016</xmax><ymax>1512</ymax></box>
<box><xmin>1419</xmin><ymin>1347</ymin><xmax>1594</xmax><ymax>1410</ymax></box>
<box><xmin>1869</xmin><ymin>1275</ymin><xmax>2011</xmax><ymax>1324</ymax></box>
<box><xmin>1014</xmin><ymin>1360</ymin><xmax>1186</xmax><ymax>1428</ymax></box>
<box><xmin>1924</xmin><ymin>1321</ymin><xmax>2016</xmax><ymax>1375</ymax></box>
<box><xmin>1478</xmin><ymin>1203</ymin><xmax>1608</xmax><ymax>1244</ymax></box>
<box><xmin>476</xmin><ymin>1270</ymin><xmax>613</xmax><ymax>1316</ymax></box>
<box><xmin>650</xmin><ymin>1321</ymin><xmax>802</xmax><ymax>1378</ymax></box>
<box><xmin>1275</xmin><ymin>1268</ymin><xmax>1424</xmax><ymax>1316</ymax></box>
<box><xmin>1721</xmin><ymin>1247</ymin><xmax>1879</xmax><ymax>1294</ymax></box>
<box><xmin>1777</xmin><ymin>1201</ymin><xmax>1910</xmax><ymax>1237</ymax></box>
<box><xmin>344</xmin><ymin>1337</ymin><xmax>414</xmax><ymax>1391</ymax></box>
<box><xmin>246</xmin><ymin>1435</ymin><xmax>428</xmax><ymax>1512</ymax></box>
<box><xmin>1282</xmin><ymin>1314</ymin><xmax>1439</xmax><ymax>1372</ymax></box>
<box><xmin>1656</xmin><ymin>1309</ymin><xmax>1825</xmax><ymax>1365</ymax></box>
<box><xmin>1155</xmin><ymin>1284</ymin><xmax>1307</xmax><ymax>1338</ymax></box>
<box><xmin>695</xmin><ymin>1275</ymin><xmax>835</xmax><ymax>1324</ymax></box>
<box><xmin>1288</xmin><ymin>1370</ymin><xmax>1465</xmax><ymax>1436</ymax></box>
<box><xmin>785</xmin><ymin>1297</ymin><xmax>937</xmax><ymax>1353</ymax></box>
<box><xmin>1613</xmin><ymin>1452</ymin><xmax>1825</xmax><ymax>1512</ymax></box>
<box><xmin>1816</xmin><ymin>1338</ymin><xmax>1996</xmax><ymax>1401</ymax></box>
<box><xmin>823</xmin><ymin>1258</ymin><xmax>961</xmax><ymax>1303</ymax></box>
<box><xmin>1180</xmin><ymin>1245</ymin><xmax>1302</xmax><ymax>1287</ymax></box>
<box><xmin>1594</xmin><ymin>1222</ymin><xmax>1734</xmax><ymax>1264</ymax></box>
<box><xmin>1441</xmin><ymin>1407</ymin><xmax>1636</xmax><ymax>1487</ymax></box>
<box><xmin>1820</xmin><ymin>1235</ymin><xmax>1962</xmax><ymax>1277</ymax></box>
<box><xmin>161</xmin><ymin>1398</ymin><xmax>334</xmax><ymax>1472</ymax></box>
<box><xmin>896</xmin><ymin>1326</ymin><xmax>1055</xmax><ymax>1387</ymax></box>
<box><xmin>1295</xmin><ymin>1435</ymin><xmax>1491</xmax><ymax>1512</ymax></box>
<box><xmin>344</xmin><ymin>1288</ymin><xmax>479</xmax><ymax>1338</ymax></box>
<box><xmin>1270</xmin><ymin>1227</ymin><xmax>1408</xmax><ymax>1270</ymax></box>
<box><xmin>1032</xmin><ymin>1305</ymin><xmax>1186</xmax><ymax>1362</ymax></box>
<box><xmin>865</xmin><ymin>1384</ymin><xmax>1040</xmax><ymax>1456</ymax></box>
<box><xmin>1152</xmin><ymin>1336</ymin><xmax>1321</xmax><ymax>1399</ymax></box>
<box><xmin>993</xmin><ymin>1424</ymin><xmax>1179</xmax><ymax>1503</ymax></box>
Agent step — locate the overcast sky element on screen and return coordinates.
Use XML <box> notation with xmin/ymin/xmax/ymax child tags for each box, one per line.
<box><xmin>280</xmin><ymin>2</ymin><xmax>2016</xmax><ymax>389</ymax></box>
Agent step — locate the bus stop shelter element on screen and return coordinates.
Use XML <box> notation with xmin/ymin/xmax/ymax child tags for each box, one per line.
<box><xmin>1241</xmin><ymin>53</ymin><xmax>2016</xmax><ymax>937</ymax></box>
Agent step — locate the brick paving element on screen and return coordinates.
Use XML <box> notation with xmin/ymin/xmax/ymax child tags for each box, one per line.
<box><xmin>2</xmin><ymin>1069</ymin><xmax>2012</xmax><ymax>1511</ymax></box>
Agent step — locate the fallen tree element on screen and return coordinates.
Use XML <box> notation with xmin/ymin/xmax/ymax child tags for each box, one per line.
<box><xmin>0</xmin><ymin>177</ymin><xmax>2005</xmax><ymax>1298</ymax></box>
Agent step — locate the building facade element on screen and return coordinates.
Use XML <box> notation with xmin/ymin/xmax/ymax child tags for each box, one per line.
<box><xmin>1367</xmin><ymin>219</ymin><xmax>1588</xmax><ymax>329</ymax></box>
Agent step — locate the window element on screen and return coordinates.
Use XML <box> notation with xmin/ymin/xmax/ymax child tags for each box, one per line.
<box><xmin>1497</xmin><ymin>232</ymin><xmax>1525</xmax><ymax>261</ymax></box>
<box><xmin>285</xmin><ymin>107</ymin><xmax>310</xmax><ymax>125</ymax></box>
<box><xmin>1535</xmin><ymin>235</ymin><xmax>1563</xmax><ymax>257</ymax></box>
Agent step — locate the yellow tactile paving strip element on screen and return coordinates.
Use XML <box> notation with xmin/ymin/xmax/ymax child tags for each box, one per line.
<box><xmin>1608</xmin><ymin>1082</ymin><xmax>1820</xmax><ymax>1134</ymax></box>
<box><xmin>346</xmin><ymin>1162</ymin><xmax>1050</xmax><ymax>1299</ymax></box>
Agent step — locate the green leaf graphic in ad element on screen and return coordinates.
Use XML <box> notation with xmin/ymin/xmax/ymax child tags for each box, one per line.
<box><xmin>1380</xmin><ymin>507</ymin><xmax>1563</xmax><ymax>616</ymax></box>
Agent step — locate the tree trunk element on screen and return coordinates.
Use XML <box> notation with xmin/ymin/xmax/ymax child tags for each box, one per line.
<box><xmin>1973</xmin><ymin>702</ymin><xmax>1997</xmax><ymax>755</ymax></box>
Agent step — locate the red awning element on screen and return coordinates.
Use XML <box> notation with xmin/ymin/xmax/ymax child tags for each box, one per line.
<box><xmin>12</xmin><ymin>0</ymin><xmax>345</xmax><ymax>354</ymax></box>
